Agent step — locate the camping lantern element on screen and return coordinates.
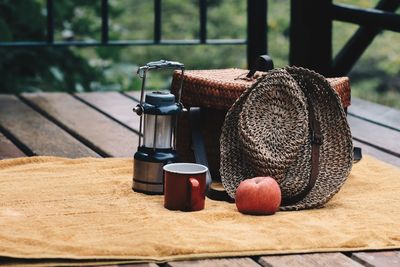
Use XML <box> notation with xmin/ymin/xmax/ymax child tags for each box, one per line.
<box><xmin>132</xmin><ymin>60</ymin><xmax>185</xmax><ymax>194</ymax></box>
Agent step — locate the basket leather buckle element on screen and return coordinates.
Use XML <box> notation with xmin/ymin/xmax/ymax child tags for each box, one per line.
<box><xmin>311</xmin><ymin>131</ymin><xmax>323</xmax><ymax>145</ymax></box>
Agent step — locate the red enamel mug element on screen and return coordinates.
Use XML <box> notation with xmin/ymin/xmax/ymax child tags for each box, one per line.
<box><xmin>163</xmin><ymin>163</ymin><xmax>208</xmax><ymax>211</ymax></box>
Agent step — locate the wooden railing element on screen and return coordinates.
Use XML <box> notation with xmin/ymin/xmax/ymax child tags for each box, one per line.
<box><xmin>290</xmin><ymin>0</ymin><xmax>400</xmax><ymax>76</ymax></box>
<box><xmin>0</xmin><ymin>0</ymin><xmax>266</xmax><ymax>69</ymax></box>
<box><xmin>0</xmin><ymin>0</ymin><xmax>398</xmax><ymax>76</ymax></box>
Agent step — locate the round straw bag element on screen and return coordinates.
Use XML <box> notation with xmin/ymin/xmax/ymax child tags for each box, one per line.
<box><xmin>220</xmin><ymin>67</ymin><xmax>353</xmax><ymax>210</ymax></box>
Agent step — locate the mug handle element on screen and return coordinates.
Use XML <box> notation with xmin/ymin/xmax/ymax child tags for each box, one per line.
<box><xmin>187</xmin><ymin>177</ymin><xmax>201</xmax><ymax>211</ymax></box>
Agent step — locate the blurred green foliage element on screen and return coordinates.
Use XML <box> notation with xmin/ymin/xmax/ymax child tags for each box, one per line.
<box><xmin>0</xmin><ymin>0</ymin><xmax>103</xmax><ymax>93</ymax></box>
<box><xmin>0</xmin><ymin>0</ymin><xmax>399</xmax><ymax>109</ymax></box>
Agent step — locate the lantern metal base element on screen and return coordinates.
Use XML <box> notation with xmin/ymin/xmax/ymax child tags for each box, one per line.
<box><xmin>133</xmin><ymin>159</ymin><xmax>164</xmax><ymax>194</ymax></box>
<box><xmin>132</xmin><ymin>147</ymin><xmax>179</xmax><ymax>194</ymax></box>
<box><xmin>132</xmin><ymin>179</ymin><xmax>164</xmax><ymax>195</ymax></box>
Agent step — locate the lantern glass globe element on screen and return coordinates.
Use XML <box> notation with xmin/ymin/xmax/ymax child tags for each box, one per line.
<box><xmin>143</xmin><ymin>114</ymin><xmax>173</xmax><ymax>149</ymax></box>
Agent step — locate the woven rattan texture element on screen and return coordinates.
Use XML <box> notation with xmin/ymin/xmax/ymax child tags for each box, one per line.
<box><xmin>220</xmin><ymin>67</ymin><xmax>353</xmax><ymax>210</ymax></box>
<box><xmin>174</xmin><ymin>69</ymin><xmax>352</xmax><ymax>184</ymax></box>
<box><xmin>172</xmin><ymin>68</ymin><xmax>351</xmax><ymax>110</ymax></box>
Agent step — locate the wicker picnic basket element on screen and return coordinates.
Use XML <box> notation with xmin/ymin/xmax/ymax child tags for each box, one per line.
<box><xmin>171</xmin><ymin>68</ymin><xmax>351</xmax><ymax>182</ymax></box>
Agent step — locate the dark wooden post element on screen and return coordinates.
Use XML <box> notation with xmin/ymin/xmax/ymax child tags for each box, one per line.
<box><xmin>247</xmin><ymin>0</ymin><xmax>268</xmax><ymax>69</ymax></box>
<box><xmin>101</xmin><ymin>0</ymin><xmax>109</xmax><ymax>44</ymax></box>
<box><xmin>154</xmin><ymin>0</ymin><xmax>162</xmax><ymax>43</ymax></box>
<box><xmin>46</xmin><ymin>0</ymin><xmax>54</xmax><ymax>44</ymax></box>
<box><xmin>290</xmin><ymin>0</ymin><xmax>333</xmax><ymax>76</ymax></box>
<box><xmin>199</xmin><ymin>0</ymin><xmax>207</xmax><ymax>44</ymax></box>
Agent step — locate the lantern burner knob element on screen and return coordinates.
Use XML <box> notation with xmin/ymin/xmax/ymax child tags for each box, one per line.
<box><xmin>133</xmin><ymin>105</ymin><xmax>144</xmax><ymax>116</ymax></box>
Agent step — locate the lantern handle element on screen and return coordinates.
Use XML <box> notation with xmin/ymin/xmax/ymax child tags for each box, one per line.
<box><xmin>136</xmin><ymin>60</ymin><xmax>185</xmax><ymax>107</ymax></box>
<box><xmin>137</xmin><ymin>60</ymin><xmax>184</xmax><ymax>78</ymax></box>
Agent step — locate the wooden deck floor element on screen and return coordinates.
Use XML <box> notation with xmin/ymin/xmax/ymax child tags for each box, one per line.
<box><xmin>0</xmin><ymin>92</ymin><xmax>399</xmax><ymax>267</ymax></box>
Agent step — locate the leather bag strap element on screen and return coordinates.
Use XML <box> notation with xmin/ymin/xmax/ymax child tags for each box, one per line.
<box><xmin>189</xmin><ymin>107</ymin><xmax>235</xmax><ymax>202</ymax></box>
<box><xmin>281</xmin><ymin>93</ymin><xmax>322</xmax><ymax>206</ymax></box>
<box><xmin>189</xmin><ymin>107</ymin><xmax>212</xmax><ymax>191</ymax></box>
<box><xmin>353</xmin><ymin>146</ymin><xmax>362</xmax><ymax>162</ymax></box>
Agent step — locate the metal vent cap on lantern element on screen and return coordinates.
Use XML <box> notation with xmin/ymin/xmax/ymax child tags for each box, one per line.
<box><xmin>132</xmin><ymin>60</ymin><xmax>185</xmax><ymax>194</ymax></box>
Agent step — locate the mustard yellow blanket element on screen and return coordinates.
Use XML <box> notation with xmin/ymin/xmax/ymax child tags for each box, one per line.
<box><xmin>0</xmin><ymin>155</ymin><xmax>399</xmax><ymax>263</ymax></box>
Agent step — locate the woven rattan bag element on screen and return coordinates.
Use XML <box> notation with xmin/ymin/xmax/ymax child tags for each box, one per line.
<box><xmin>171</xmin><ymin>64</ymin><xmax>351</xmax><ymax>184</ymax></box>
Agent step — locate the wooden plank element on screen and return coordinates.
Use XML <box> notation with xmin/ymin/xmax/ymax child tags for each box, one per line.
<box><xmin>21</xmin><ymin>92</ymin><xmax>139</xmax><ymax>157</ymax></box>
<box><xmin>0</xmin><ymin>95</ymin><xmax>99</xmax><ymax>157</ymax></box>
<box><xmin>128</xmin><ymin>94</ymin><xmax>400</xmax><ymax>134</ymax></box>
<box><xmin>125</xmin><ymin>91</ymin><xmax>400</xmax><ymax>166</ymax></box>
<box><xmin>108</xmin><ymin>263</ymin><xmax>159</xmax><ymax>267</ymax></box>
<box><xmin>74</xmin><ymin>92</ymin><xmax>140</xmax><ymax>133</ymax></box>
<box><xmin>259</xmin><ymin>253</ymin><xmax>363</xmax><ymax>267</ymax></box>
<box><xmin>352</xmin><ymin>251</ymin><xmax>400</xmax><ymax>267</ymax></box>
<box><xmin>353</xmin><ymin>140</ymin><xmax>400</xmax><ymax>167</ymax></box>
<box><xmin>124</xmin><ymin>91</ymin><xmax>141</xmax><ymax>102</ymax></box>
<box><xmin>0</xmin><ymin>259</ymin><xmax>159</xmax><ymax>267</ymax></box>
<box><xmin>128</xmin><ymin>91</ymin><xmax>400</xmax><ymax>161</ymax></box>
<box><xmin>349</xmin><ymin>98</ymin><xmax>400</xmax><ymax>131</ymax></box>
<box><xmin>167</xmin><ymin>257</ymin><xmax>261</xmax><ymax>267</ymax></box>
<box><xmin>0</xmin><ymin>131</ymin><xmax>25</xmax><ymax>159</ymax></box>
<box><xmin>117</xmin><ymin>264</ymin><xmax>159</xmax><ymax>267</ymax></box>
<box><xmin>127</xmin><ymin>91</ymin><xmax>400</xmax><ymax>162</ymax></box>
<box><xmin>348</xmin><ymin>115</ymin><xmax>400</xmax><ymax>157</ymax></box>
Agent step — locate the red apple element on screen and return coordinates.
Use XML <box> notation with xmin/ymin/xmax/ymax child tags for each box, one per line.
<box><xmin>235</xmin><ymin>176</ymin><xmax>281</xmax><ymax>215</ymax></box>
